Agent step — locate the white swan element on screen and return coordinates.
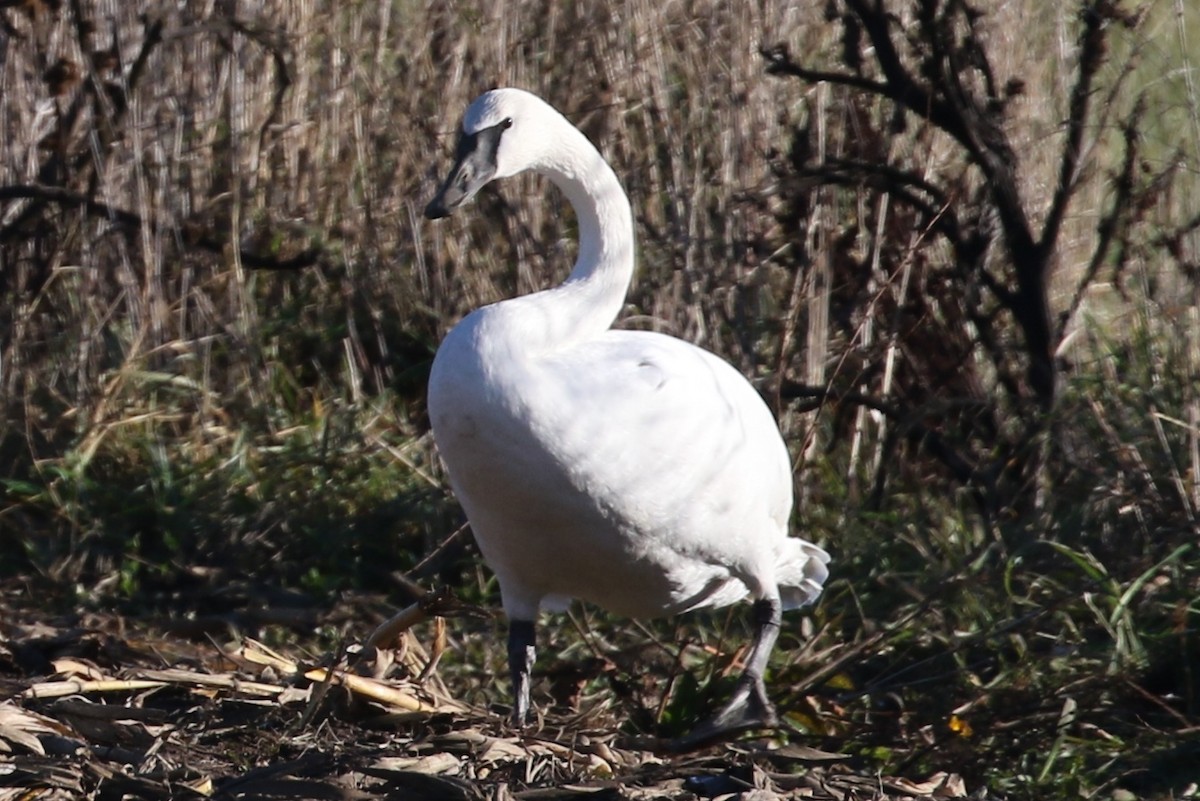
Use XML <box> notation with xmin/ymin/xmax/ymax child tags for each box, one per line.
<box><xmin>424</xmin><ymin>88</ymin><xmax>829</xmax><ymax>747</ymax></box>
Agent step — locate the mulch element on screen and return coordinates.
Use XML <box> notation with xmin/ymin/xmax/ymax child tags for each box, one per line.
<box><xmin>0</xmin><ymin>594</ymin><xmax>981</xmax><ymax>801</ymax></box>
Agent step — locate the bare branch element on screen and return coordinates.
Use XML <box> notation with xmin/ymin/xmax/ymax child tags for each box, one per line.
<box><xmin>786</xmin><ymin>156</ymin><xmax>964</xmax><ymax>244</ymax></box>
<box><xmin>779</xmin><ymin>379</ymin><xmax>987</xmax><ymax>491</ymax></box>
<box><xmin>0</xmin><ymin>183</ymin><xmax>142</xmax><ymax>230</ymax></box>
<box><xmin>0</xmin><ymin>183</ymin><xmax>324</xmax><ymax>271</ymax></box>
<box><xmin>769</xmin><ymin>0</ymin><xmax>1055</xmax><ymax>407</ymax></box>
<box><xmin>1039</xmin><ymin>0</ymin><xmax>1109</xmax><ymax>261</ymax></box>
<box><xmin>761</xmin><ymin>44</ymin><xmax>892</xmax><ymax>97</ymax></box>
<box><xmin>1058</xmin><ymin>97</ymin><xmax>1146</xmax><ymax>342</ymax></box>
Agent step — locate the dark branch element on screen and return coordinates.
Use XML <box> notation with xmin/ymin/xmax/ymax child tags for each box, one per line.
<box><xmin>0</xmin><ymin>184</ymin><xmax>142</xmax><ymax>230</ymax></box>
<box><xmin>779</xmin><ymin>380</ymin><xmax>985</xmax><ymax>489</ymax></box>
<box><xmin>0</xmin><ymin>184</ymin><xmax>323</xmax><ymax>271</ymax></box>
<box><xmin>1059</xmin><ymin>96</ymin><xmax>1145</xmax><ymax>342</ymax></box>
<box><xmin>1039</xmin><ymin>0</ymin><xmax>1108</xmax><ymax>261</ymax></box>
<box><xmin>762</xmin><ymin>44</ymin><xmax>892</xmax><ymax>97</ymax></box>
<box><xmin>843</xmin><ymin>0</ymin><xmax>981</xmax><ymax>158</ymax></box>
<box><xmin>788</xmin><ymin>157</ymin><xmax>964</xmax><ymax>245</ymax></box>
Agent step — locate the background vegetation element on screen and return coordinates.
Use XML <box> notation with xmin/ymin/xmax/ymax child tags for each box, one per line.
<box><xmin>1</xmin><ymin>0</ymin><xmax>1197</xmax><ymax>798</ymax></box>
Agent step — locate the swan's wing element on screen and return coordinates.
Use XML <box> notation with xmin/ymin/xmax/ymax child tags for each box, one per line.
<box><xmin>527</xmin><ymin>330</ymin><xmax>794</xmax><ymax>569</ymax></box>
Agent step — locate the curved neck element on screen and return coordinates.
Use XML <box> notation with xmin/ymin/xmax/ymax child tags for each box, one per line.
<box><xmin>513</xmin><ymin>128</ymin><xmax>634</xmax><ymax>347</ymax></box>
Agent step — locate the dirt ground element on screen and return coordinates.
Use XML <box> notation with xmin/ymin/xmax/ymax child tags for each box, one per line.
<box><xmin>0</xmin><ymin>580</ymin><xmax>990</xmax><ymax>801</ymax></box>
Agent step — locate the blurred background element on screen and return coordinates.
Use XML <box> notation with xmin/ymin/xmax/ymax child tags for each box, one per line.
<box><xmin>1</xmin><ymin>1</ymin><xmax>1197</xmax><ymax>796</ymax></box>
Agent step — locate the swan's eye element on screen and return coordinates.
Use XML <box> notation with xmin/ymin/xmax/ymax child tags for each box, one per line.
<box><xmin>501</xmin><ymin>117</ymin><xmax>514</xmax><ymax>130</ymax></box>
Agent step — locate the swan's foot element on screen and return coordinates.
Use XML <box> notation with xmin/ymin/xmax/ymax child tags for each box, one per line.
<box><xmin>664</xmin><ymin>595</ymin><xmax>785</xmax><ymax>752</ymax></box>
<box><xmin>664</xmin><ymin>675</ymin><xmax>779</xmax><ymax>752</ymax></box>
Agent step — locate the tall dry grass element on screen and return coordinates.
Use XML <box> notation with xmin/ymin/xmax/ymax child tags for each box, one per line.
<box><xmin>5</xmin><ymin>0</ymin><xmax>1194</xmax><ymax>499</ymax></box>
<box><xmin>0</xmin><ymin>0</ymin><xmax>1194</xmax><ymax>544</ymax></box>
<box><xmin>0</xmin><ymin>0</ymin><xmax>1196</xmax><ymax>596</ymax></box>
<box><xmin>0</xmin><ymin>0</ymin><xmax>815</xmax><ymax>419</ymax></box>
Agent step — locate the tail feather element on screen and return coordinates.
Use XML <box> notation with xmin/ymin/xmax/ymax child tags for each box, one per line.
<box><xmin>776</xmin><ymin>538</ymin><xmax>831</xmax><ymax>611</ymax></box>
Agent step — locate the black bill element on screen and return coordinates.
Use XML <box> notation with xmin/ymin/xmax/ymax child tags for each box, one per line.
<box><xmin>425</xmin><ymin>119</ymin><xmax>510</xmax><ymax>220</ymax></box>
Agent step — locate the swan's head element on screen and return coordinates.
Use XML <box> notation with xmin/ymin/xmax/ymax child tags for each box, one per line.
<box><xmin>425</xmin><ymin>88</ymin><xmax>556</xmax><ymax>220</ymax></box>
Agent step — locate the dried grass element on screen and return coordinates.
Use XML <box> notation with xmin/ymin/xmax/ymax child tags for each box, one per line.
<box><xmin>0</xmin><ymin>605</ymin><xmax>988</xmax><ymax>800</ymax></box>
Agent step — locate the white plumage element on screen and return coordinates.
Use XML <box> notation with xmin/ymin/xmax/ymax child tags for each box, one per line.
<box><xmin>425</xmin><ymin>88</ymin><xmax>829</xmax><ymax>746</ymax></box>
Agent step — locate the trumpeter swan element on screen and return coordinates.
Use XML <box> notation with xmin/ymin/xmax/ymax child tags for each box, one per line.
<box><xmin>424</xmin><ymin>88</ymin><xmax>829</xmax><ymax>747</ymax></box>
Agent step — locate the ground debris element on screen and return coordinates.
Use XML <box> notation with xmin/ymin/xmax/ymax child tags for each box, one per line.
<box><xmin>0</xmin><ymin>607</ymin><xmax>984</xmax><ymax>800</ymax></box>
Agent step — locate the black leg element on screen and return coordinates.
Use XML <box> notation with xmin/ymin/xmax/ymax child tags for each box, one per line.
<box><xmin>508</xmin><ymin>619</ymin><xmax>536</xmax><ymax>725</ymax></box>
<box><xmin>668</xmin><ymin>595</ymin><xmax>782</xmax><ymax>751</ymax></box>
<box><xmin>740</xmin><ymin>595</ymin><xmax>783</xmax><ymax>702</ymax></box>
